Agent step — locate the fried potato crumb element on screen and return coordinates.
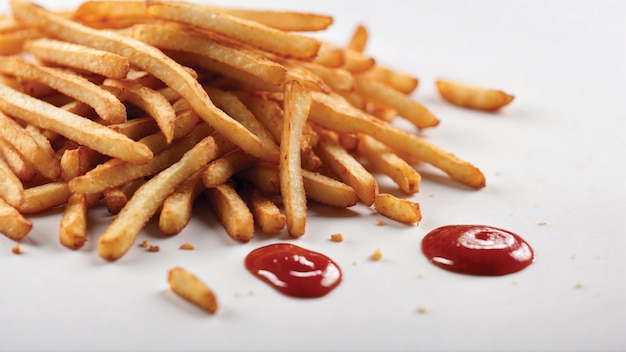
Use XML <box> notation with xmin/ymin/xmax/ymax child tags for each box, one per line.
<box><xmin>537</xmin><ymin>220</ymin><xmax>548</xmax><ymax>225</ymax></box>
<box><xmin>147</xmin><ymin>245</ymin><xmax>160</xmax><ymax>252</ymax></box>
<box><xmin>370</xmin><ymin>248</ymin><xmax>382</xmax><ymax>261</ymax></box>
<box><xmin>417</xmin><ymin>305</ymin><xmax>427</xmax><ymax>314</ymax></box>
<box><xmin>376</xmin><ymin>220</ymin><xmax>385</xmax><ymax>226</ymax></box>
<box><xmin>179</xmin><ymin>242</ymin><xmax>195</xmax><ymax>250</ymax></box>
<box><xmin>575</xmin><ymin>281</ymin><xmax>584</xmax><ymax>289</ymax></box>
<box><xmin>11</xmin><ymin>244</ymin><xmax>21</xmax><ymax>254</ymax></box>
<box><xmin>330</xmin><ymin>233</ymin><xmax>344</xmax><ymax>242</ymax></box>
<box><xmin>139</xmin><ymin>240</ymin><xmax>150</xmax><ymax>248</ymax></box>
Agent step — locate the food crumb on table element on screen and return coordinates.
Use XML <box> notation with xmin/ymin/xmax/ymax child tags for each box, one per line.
<box><xmin>11</xmin><ymin>244</ymin><xmax>21</xmax><ymax>255</ymax></box>
<box><xmin>330</xmin><ymin>233</ymin><xmax>344</xmax><ymax>242</ymax></box>
<box><xmin>179</xmin><ymin>242</ymin><xmax>195</xmax><ymax>250</ymax></box>
<box><xmin>370</xmin><ymin>248</ymin><xmax>382</xmax><ymax>261</ymax></box>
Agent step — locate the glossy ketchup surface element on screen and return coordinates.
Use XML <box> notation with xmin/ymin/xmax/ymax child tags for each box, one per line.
<box><xmin>421</xmin><ymin>225</ymin><xmax>534</xmax><ymax>276</ymax></box>
<box><xmin>245</xmin><ymin>243</ymin><xmax>342</xmax><ymax>298</ymax></box>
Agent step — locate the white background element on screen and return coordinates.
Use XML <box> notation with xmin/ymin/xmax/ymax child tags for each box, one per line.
<box><xmin>0</xmin><ymin>0</ymin><xmax>624</xmax><ymax>351</ymax></box>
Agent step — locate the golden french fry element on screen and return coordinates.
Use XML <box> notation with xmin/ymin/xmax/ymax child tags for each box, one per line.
<box><xmin>0</xmin><ymin>56</ymin><xmax>127</xmax><ymax>123</ymax></box>
<box><xmin>202</xmin><ymin>149</ymin><xmax>256</xmax><ymax>189</ymax></box>
<box><xmin>314</xmin><ymin>42</ymin><xmax>345</xmax><ymax>68</ymax></box>
<box><xmin>309</xmin><ymin>92</ymin><xmax>486</xmax><ymax>189</ymax></box>
<box><xmin>357</xmin><ymin>134</ymin><xmax>421</xmax><ymax>194</ymax></box>
<box><xmin>0</xmin><ymin>197</ymin><xmax>32</xmax><ymax>240</ymax></box>
<box><xmin>236</xmin><ymin>162</ymin><xmax>281</xmax><ymax>194</ymax></box>
<box><xmin>108</xmin><ymin>116</ymin><xmax>160</xmax><ymax>141</ymax></box>
<box><xmin>59</xmin><ymin>193</ymin><xmax>88</xmax><ymax>250</ymax></box>
<box><xmin>159</xmin><ymin>169</ymin><xmax>205</xmax><ymax>236</ymax></box>
<box><xmin>60</xmin><ymin>145</ymin><xmax>98</xmax><ymax>181</ymax></box>
<box><xmin>24</xmin><ymin>38</ymin><xmax>130</xmax><ymax>79</ymax></box>
<box><xmin>18</xmin><ymin>181</ymin><xmax>71</xmax><ymax>215</ymax></box>
<box><xmin>205</xmin><ymin>6</ymin><xmax>333</xmax><ymax>32</ymax></box>
<box><xmin>249</xmin><ymin>189</ymin><xmax>285</xmax><ymax>235</ymax></box>
<box><xmin>9</xmin><ymin>0</ymin><xmax>272</xmax><ymax>161</ymax></box>
<box><xmin>206</xmin><ymin>182</ymin><xmax>254</xmax><ymax>243</ymax></box>
<box><xmin>280</xmin><ymin>80</ymin><xmax>310</xmax><ymax>237</ymax></box>
<box><xmin>168</xmin><ymin>267</ymin><xmax>218</xmax><ymax>314</ymax></box>
<box><xmin>355</xmin><ymin>75</ymin><xmax>439</xmax><ymax>129</ymax></box>
<box><xmin>436</xmin><ymin>79</ymin><xmax>515</xmax><ymax>111</ymax></box>
<box><xmin>0</xmin><ymin>28</ymin><xmax>41</xmax><ymax>55</ymax></box>
<box><xmin>373</xmin><ymin>193</ymin><xmax>421</xmax><ymax>224</ymax></box>
<box><xmin>104</xmin><ymin>78</ymin><xmax>176</xmax><ymax>143</ymax></box>
<box><xmin>132</xmin><ymin>24</ymin><xmax>287</xmax><ymax>87</ymax></box>
<box><xmin>315</xmin><ymin>128</ymin><xmax>378</xmax><ymax>206</ymax></box>
<box><xmin>0</xmin><ymin>82</ymin><xmax>153</xmax><ymax>164</ymax></box>
<box><xmin>0</xmin><ymin>136</ymin><xmax>37</xmax><ymax>182</ymax></box>
<box><xmin>0</xmin><ymin>111</ymin><xmax>61</xmax><ymax>180</ymax></box>
<box><xmin>342</xmin><ymin>48</ymin><xmax>376</xmax><ymax>73</ymax></box>
<box><xmin>146</xmin><ymin>0</ymin><xmax>321</xmax><ymax>59</ymax></box>
<box><xmin>347</xmin><ymin>24</ymin><xmax>368</xmax><ymax>53</ymax></box>
<box><xmin>363</xmin><ymin>65</ymin><xmax>418</xmax><ymax>94</ymax></box>
<box><xmin>0</xmin><ymin>157</ymin><xmax>24</xmax><ymax>208</ymax></box>
<box><xmin>103</xmin><ymin>178</ymin><xmax>145</xmax><ymax>215</ymax></box>
<box><xmin>294</xmin><ymin>61</ymin><xmax>355</xmax><ymax>92</ymax></box>
<box><xmin>98</xmin><ymin>136</ymin><xmax>218</xmax><ymax>261</ymax></box>
<box><xmin>302</xmin><ymin>169</ymin><xmax>359</xmax><ymax>208</ymax></box>
<box><xmin>72</xmin><ymin>0</ymin><xmax>150</xmax><ymax>29</ymax></box>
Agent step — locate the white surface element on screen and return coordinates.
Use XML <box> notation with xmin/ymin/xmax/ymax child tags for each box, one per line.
<box><xmin>1</xmin><ymin>0</ymin><xmax>625</xmax><ymax>351</ymax></box>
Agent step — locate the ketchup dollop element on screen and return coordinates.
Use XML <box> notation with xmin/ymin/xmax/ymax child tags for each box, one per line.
<box><xmin>421</xmin><ymin>225</ymin><xmax>534</xmax><ymax>276</ymax></box>
<box><xmin>245</xmin><ymin>243</ymin><xmax>342</xmax><ymax>298</ymax></box>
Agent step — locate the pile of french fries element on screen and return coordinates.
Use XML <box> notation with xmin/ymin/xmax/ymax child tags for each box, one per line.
<box><xmin>0</xmin><ymin>0</ymin><xmax>492</xmax><ymax>261</ymax></box>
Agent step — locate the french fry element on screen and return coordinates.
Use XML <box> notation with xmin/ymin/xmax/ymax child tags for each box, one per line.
<box><xmin>18</xmin><ymin>181</ymin><xmax>71</xmax><ymax>215</ymax></box>
<box><xmin>0</xmin><ymin>136</ymin><xmax>37</xmax><ymax>182</ymax></box>
<box><xmin>354</xmin><ymin>75</ymin><xmax>439</xmax><ymax>129</ymax></box>
<box><xmin>249</xmin><ymin>189</ymin><xmax>285</xmax><ymax>235</ymax></box>
<box><xmin>0</xmin><ymin>56</ymin><xmax>127</xmax><ymax>123</ymax></box>
<box><xmin>357</xmin><ymin>134</ymin><xmax>421</xmax><ymax>194</ymax></box>
<box><xmin>24</xmin><ymin>38</ymin><xmax>130</xmax><ymax>79</ymax></box>
<box><xmin>373</xmin><ymin>193</ymin><xmax>421</xmax><ymax>224</ymax></box>
<box><xmin>168</xmin><ymin>267</ymin><xmax>218</xmax><ymax>314</ymax></box>
<box><xmin>59</xmin><ymin>193</ymin><xmax>88</xmax><ymax>250</ymax></box>
<box><xmin>309</xmin><ymin>92</ymin><xmax>486</xmax><ymax>189</ymax></box>
<box><xmin>206</xmin><ymin>182</ymin><xmax>254</xmax><ymax>242</ymax></box>
<box><xmin>0</xmin><ymin>197</ymin><xmax>32</xmax><ymax>240</ymax></box>
<box><xmin>103</xmin><ymin>178</ymin><xmax>145</xmax><ymax>215</ymax></box>
<box><xmin>236</xmin><ymin>162</ymin><xmax>281</xmax><ymax>194</ymax></box>
<box><xmin>205</xmin><ymin>6</ymin><xmax>333</xmax><ymax>32</ymax></box>
<box><xmin>302</xmin><ymin>169</ymin><xmax>359</xmax><ymax>208</ymax></box>
<box><xmin>72</xmin><ymin>0</ymin><xmax>150</xmax><ymax>29</ymax></box>
<box><xmin>0</xmin><ymin>110</ymin><xmax>61</xmax><ymax>180</ymax></box>
<box><xmin>146</xmin><ymin>0</ymin><xmax>321</xmax><ymax>59</ymax></box>
<box><xmin>9</xmin><ymin>0</ymin><xmax>273</xmax><ymax>161</ymax></box>
<box><xmin>0</xmin><ymin>28</ymin><xmax>41</xmax><ymax>55</ymax></box>
<box><xmin>315</xmin><ymin>128</ymin><xmax>379</xmax><ymax>206</ymax></box>
<box><xmin>0</xmin><ymin>157</ymin><xmax>24</xmax><ymax>208</ymax></box>
<box><xmin>314</xmin><ymin>42</ymin><xmax>345</xmax><ymax>68</ymax></box>
<box><xmin>159</xmin><ymin>170</ymin><xmax>205</xmax><ymax>236</ymax></box>
<box><xmin>280</xmin><ymin>80</ymin><xmax>310</xmax><ymax>237</ymax></box>
<box><xmin>363</xmin><ymin>65</ymin><xmax>419</xmax><ymax>94</ymax></box>
<box><xmin>0</xmin><ymin>83</ymin><xmax>153</xmax><ymax>164</ymax></box>
<box><xmin>347</xmin><ymin>24</ymin><xmax>368</xmax><ymax>53</ymax></box>
<box><xmin>98</xmin><ymin>136</ymin><xmax>218</xmax><ymax>261</ymax></box>
<box><xmin>104</xmin><ymin>78</ymin><xmax>176</xmax><ymax>143</ymax></box>
<box><xmin>436</xmin><ymin>79</ymin><xmax>515</xmax><ymax>111</ymax></box>
<box><xmin>202</xmin><ymin>149</ymin><xmax>257</xmax><ymax>189</ymax></box>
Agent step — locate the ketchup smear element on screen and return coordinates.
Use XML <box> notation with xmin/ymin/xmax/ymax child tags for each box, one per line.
<box><xmin>245</xmin><ymin>243</ymin><xmax>342</xmax><ymax>298</ymax></box>
<box><xmin>421</xmin><ymin>225</ymin><xmax>535</xmax><ymax>276</ymax></box>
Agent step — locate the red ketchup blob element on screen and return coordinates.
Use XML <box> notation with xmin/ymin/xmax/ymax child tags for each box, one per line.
<box><xmin>421</xmin><ymin>225</ymin><xmax>535</xmax><ymax>276</ymax></box>
<box><xmin>245</xmin><ymin>243</ymin><xmax>342</xmax><ymax>298</ymax></box>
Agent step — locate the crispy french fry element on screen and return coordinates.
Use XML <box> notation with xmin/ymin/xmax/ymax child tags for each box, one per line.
<box><xmin>347</xmin><ymin>24</ymin><xmax>368</xmax><ymax>53</ymax></box>
<box><xmin>59</xmin><ymin>193</ymin><xmax>88</xmax><ymax>250</ymax></box>
<box><xmin>103</xmin><ymin>178</ymin><xmax>145</xmax><ymax>215</ymax></box>
<box><xmin>159</xmin><ymin>170</ymin><xmax>205</xmax><ymax>236</ymax></box>
<box><xmin>236</xmin><ymin>162</ymin><xmax>281</xmax><ymax>194</ymax></box>
<box><xmin>0</xmin><ymin>157</ymin><xmax>24</xmax><ymax>208</ymax></box>
<box><xmin>0</xmin><ymin>136</ymin><xmax>37</xmax><ymax>182</ymax></box>
<box><xmin>357</xmin><ymin>134</ymin><xmax>421</xmax><ymax>194</ymax></box>
<box><xmin>24</xmin><ymin>38</ymin><xmax>130</xmax><ymax>79</ymax></box>
<box><xmin>98</xmin><ymin>136</ymin><xmax>218</xmax><ymax>261</ymax></box>
<box><xmin>302</xmin><ymin>169</ymin><xmax>359</xmax><ymax>208</ymax></box>
<box><xmin>309</xmin><ymin>92</ymin><xmax>485</xmax><ymax>189</ymax></box>
<box><xmin>0</xmin><ymin>28</ymin><xmax>41</xmax><ymax>55</ymax></box>
<box><xmin>0</xmin><ymin>197</ymin><xmax>32</xmax><ymax>240</ymax></box>
<box><xmin>202</xmin><ymin>149</ymin><xmax>257</xmax><ymax>189</ymax></box>
<box><xmin>168</xmin><ymin>267</ymin><xmax>218</xmax><ymax>314</ymax></box>
<box><xmin>280</xmin><ymin>80</ymin><xmax>310</xmax><ymax>237</ymax></box>
<box><xmin>363</xmin><ymin>65</ymin><xmax>419</xmax><ymax>94</ymax></box>
<box><xmin>9</xmin><ymin>0</ymin><xmax>272</xmax><ymax>161</ymax></box>
<box><xmin>72</xmin><ymin>0</ymin><xmax>150</xmax><ymax>29</ymax></box>
<box><xmin>18</xmin><ymin>181</ymin><xmax>71</xmax><ymax>215</ymax></box>
<box><xmin>315</xmin><ymin>128</ymin><xmax>378</xmax><ymax>206</ymax></box>
<box><xmin>314</xmin><ymin>42</ymin><xmax>345</xmax><ymax>68</ymax></box>
<box><xmin>436</xmin><ymin>79</ymin><xmax>515</xmax><ymax>111</ymax></box>
<box><xmin>146</xmin><ymin>0</ymin><xmax>321</xmax><ymax>59</ymax></box>
<box><xmin>373</xmin><ymin>193</ymin><xmax>421</xmax><ymax>224</ymax></box>
<box><xmin>206</xmin><ymin>182</ymin><xmax>254</xmax><ymax>243</ymax></box>
<box><xmin>0</xmin><ymin>110</ymin><xmax>61</xmax><ymax>180</ymax></box>
<box><xmin>249</xmin><ymin>189</ymin><xmax>285</xmax><ymax>235</ymax></box>
<box><xmin>206</xmin><ymin>6</ymin><xmax>333</xmax><ymax>32</ymax></box>
<box><xmin>0</xmin><ymin>82</ymin><xmax>153</xmax><ymax>164</ymax></box>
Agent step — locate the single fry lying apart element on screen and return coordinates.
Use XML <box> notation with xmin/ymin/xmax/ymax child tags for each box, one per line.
<box><xmin>0</xmin><ymin>197</ymin><xmax>32</xmax><ymax>240</ymax></box>
<box><xmin>373</xmin><ymin>193</ymin><xmax>422</xmax><ymax>225</ymax></box>
<box><xmin>436</xmin><ymin>79</ymin><xmax>514</xmax><ymax>111</ymax></box>
<box><xmin>168</xmin><ymin>267</ymin><xmax>218</xmax><ymax>314</ymax></box>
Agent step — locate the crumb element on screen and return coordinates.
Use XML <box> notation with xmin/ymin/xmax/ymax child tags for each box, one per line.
<box><xmin>352</xmin><ymin>261</ymin><xmax>357</xmax><ymax>266</ymax></box>
<box><xmin>11</xmin><ymin>244</ymin><xmax>21</xmax><ymax>255</ymax></box>
<box><xmin>139</xmin><ymin>240</ymin><xmax>149</xmax><ymax>248</ymax></box>
<box><xmin>495</xmin><ymin>172</ymin><xmax>502</xmax><ymax>176</ymax></box>
<box><xmin>330</xmin><ymin>233</ymin><xmax>344</xmax><ymax>242</ymax></box>
<box><xmin>417</xmin><ymin>273</ymin><xmax>425</xmax><ymax>279</ymax></box>
<box><xmin>417</xmin><ymin>305</ymin><xmax>427</xmax><ymax>314</ymax></box>
<box><xmin>179</xmin><ymin>242</ymin><xmax>195</xmax><ymax>250</ymax></box>
<box><xmin>370</xmin><ymin>248</ymin><xmax>382</xmax><ymax>261</ymax></box>
<box><xmin>376</xmin><ymin>220</ymin><xmax>385</xmax><ymax>226</ymax></box>
<box><xmin>570</xmin><ymin>253</ymin><xmax>577</xmax><ymax>259</ymax></box>
<box><xmin>146</xmin><ymin>245</ymin><xmax>160</xmax><ymax>252</ymax></box>
<box><xmin>248</xmin><ymin>290</ymin><xmax>255</xmax><ymax>296</ymax></box>
<box><xmin>537</xmin><ymin>220</ymin><xmax>548</xmax><ymax>225</ymax></box>
<box><xmin>575</xmin><ymin>281</ymin><xmax>584</xmax><ymax>289</ymax></box>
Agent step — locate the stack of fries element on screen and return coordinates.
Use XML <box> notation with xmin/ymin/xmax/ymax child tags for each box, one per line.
<box><xmin>0</xmin><ymin>0</ymin><xmax>487</xmax><ymax>261</ymax></box>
